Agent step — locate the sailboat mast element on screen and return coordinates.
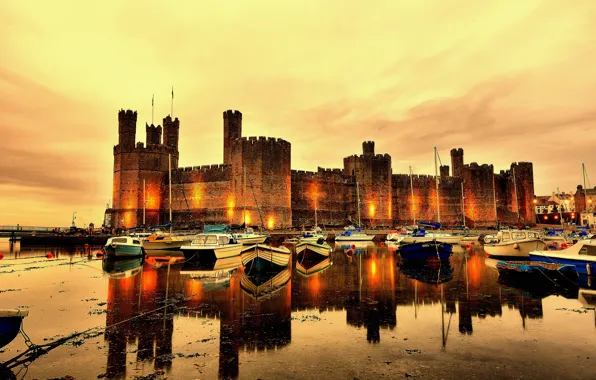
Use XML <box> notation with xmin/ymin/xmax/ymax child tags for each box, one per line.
<box><xmin>356</xmin><ymin>182</ymin><xmax>362</xmax><ymax>228</ymax></box>
<box><xmin>243</xmin><ymin>167</ymin><xmax>247</xmax><ymax>226</ymax></box>
<box><xmin>513</xmin><ymin>167</ymin><xmax>520</xmax><ymax>228</ymax></box>
<box><xmin>409</xmin><ymin>166</ymin><xmax>416</xmax><ymax>224</ymax></box>
<box><xmin>583</xmin><ymin>162</ymin><xmax>587</xmax><ymax>212</ymax></box>
<box><xmin>143</xmin><ymin>179</ymin><xmax>146</xmax><ymax>227</ymax></box>
<box><xmin>461</xmin><ymin>180</ymin><xmax>466</xmax><ymax>227</ymax></box>
<box><xmin>315</xmin><ymin>196</ymin><xmax>318</xmax><ymax>228</ymax></box>
<box><xmin>169</xmin><ymin>154</ymin><xmax>172</xmax><ymax>234</ymax></box>
<box><xmin>492</xmin><ymin>173</ymin><xmax>498</xmax><ymax>228</ymax></box>
<box><xmin>434</xmin><ymin>147</ymin><xmax>441</xmax><ymax>225</ymax></box>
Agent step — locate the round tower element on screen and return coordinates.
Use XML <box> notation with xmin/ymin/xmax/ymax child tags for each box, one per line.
<box><xmin>146</xmin><ymin>123</ymin><xmax>162</xmax><ymax>145</ymax></box>
<box><xmin>118</xmin><ymin>110</ymin><xmax>137</xmax><ymax>151</ymax></box>
<box><xmin>163</xmin><ymin>116</ymin><xmax>179</xmax><ymax>151</ymax></box>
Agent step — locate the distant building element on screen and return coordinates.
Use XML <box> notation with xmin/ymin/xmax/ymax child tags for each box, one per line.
<box><xmin>105</xmin><ymin>106</ymin><xmax>536</xmax><ymax>229</ymax></box>
<box><xmin>533</xmin><ymin>192</ymin><xmax>576</xmax><ymax>224</ymax></box>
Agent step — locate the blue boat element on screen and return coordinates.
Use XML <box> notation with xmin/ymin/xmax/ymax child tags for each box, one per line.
<box><xmin>399</xmin><ymin>241</ymin><xmax>453</xmax><ymax>260</ymax></box>
<box><xmin>0</xmin><ymin>309</ymin><xmax>29</xmax><ymax>349</ymax></box>
<box><xmin>529</xmin><ymin>240</ymin><xmax>596</xmax><ymax>275</ymax></box>
<box><xmin>496</xmin><ymin>261</ymin><xmax>578</xmax><ymax>280</ymax></box>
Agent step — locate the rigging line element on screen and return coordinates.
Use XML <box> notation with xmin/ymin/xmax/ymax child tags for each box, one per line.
<box><xmin>177</xmin><ymin>171</ymin><xmax>196</xmax><ymax>227</ymax></box>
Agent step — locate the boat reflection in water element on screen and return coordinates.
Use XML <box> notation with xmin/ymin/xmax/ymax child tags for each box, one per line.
<box><xmin>180</xmin><ymin>256</ymin><xmax>243</xmax><ymax>291</ymax></box>
<box><xmin>241</xmin><ymin>267</ymin><xmax>291</xmax><ymax>300</ymax></box>
<box><xmin>398</xmin><ymin>258</ymin><xmax>454</xmax><ymax>285</ymax></box>
<box><xmin>102</xmin><ymin>256</ymin><xmax>145</xmax><ymax>278</ymax></box>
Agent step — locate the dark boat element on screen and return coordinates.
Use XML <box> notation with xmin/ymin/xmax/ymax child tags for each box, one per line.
<box><xmin>399</xmin><ymin>241</ymin><xmax>453</xmax><ymax>260</ymax></box>
<box><xmin>496</xmin><ymin>261</ymin><xmax>578</xmax><ymax>282</ymax></box>
<box><xmin>0</xmin><ymin>309</ymin><xmax>29</xmax><ymax>349</ymax></box>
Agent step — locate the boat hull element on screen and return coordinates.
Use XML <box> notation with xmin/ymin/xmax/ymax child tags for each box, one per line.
<box><xmin>485</xmin><ymin>240</ymin><xmax>546</xmax><ymax>258</ymax></box>
<box><xmin>235</xmin><ymin>235</ymin><xmax>268</xmax><ymax>245</ymax></box>
<box><xmin>334</xmin><ymin>234</ymin><xmax>375</xmax><ymax>241</ymax></box>
<box><xmin>295</xmin><ymin>241</ymin><xmax>332</xmax><ymax>259</ymax></box>
<box><xmin>496</xmin><ymin>261</ymin><xmax>578</xmax><ymax>281</ymax></box>
<box><xmin>142</xmin><ymin>239</ymin><xmax>189</xmax><ymax>251</ymax></box>
<box><xmin>399</xmin><ymin>242</ymin><xmax>453</xmax><ymax>260</ymax></box>
<box><xmin>529</xmin><ymin>252</ymin><xmax>596</xmax><ymax>275</ymax></box>
<box><xmin>241</xmin><ymin>245</ymin><xmax>291</xmax><ymax>269</ymax></box>
<box><xmin>401</xmin><ymin>235</ymin><xmax>463</xmax><ymax>244</ymax></box>
<box><xmin>181</xmin><ymin>244</ymin><xmax>243</xmax><ymax>261</ymax></box>
<box><xmin>0</xmin><ymin>310</ymin><xmax>29</xmax><ymax>349</ymax></box>
<box><xmin>103</xmin><ymin>244</ymin><xmax>144</xmax><ymax>258</ymax></box>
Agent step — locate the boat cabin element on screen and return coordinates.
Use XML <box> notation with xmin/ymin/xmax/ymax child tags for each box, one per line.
<box><xmin>191</xmin><ymin>234</ymin><xmax>235</xmax><ymax>246</ymax></box>
<box><xmin>107</xmin><ymin>236</ymin><xmax>142</xmax><ymax>246</ymax></box>
<box><xmin>484</xmin><ymin>230</ymin><xmax>540</xmax><ymax>244</ymax></box>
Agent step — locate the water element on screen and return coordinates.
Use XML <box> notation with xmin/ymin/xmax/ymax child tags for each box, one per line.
<box><xmin>1</xmin><ymin>239</ymin><xmax>595</xmax><ymax>379</ymax></box>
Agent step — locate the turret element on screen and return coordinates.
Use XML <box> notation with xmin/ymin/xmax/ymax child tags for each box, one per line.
<box><xmin>440</xmin><ymin>165</ymin><xmax>450</xmax><ymax>177</ymax></box>
<box><xmin>223</xmin><ymin>110</ymin><xmax>242</xmax><ymax>164</ymax></box>
<box><xmin>163</xmin><ymin>115</ymin><xmax>179</xmax><ymax>151</ymax></box>
<box><xmin>118</xmin><ymin>109</ymin><xmax>137</xmax><ymax>150</ymax></box>
<box><xmin>363</xmin><ymin>141</ymin><xmax>375</xmax><ymax>156</ymax></box>
<box><xmin>450</xmin><ymin>148</ymin><xmax>464</xmax><ymax>177</ymax></box>
<box><xmin>146</xmin><ymin>123</ymin><xmax>162</xmax><ymax>145</ymax></box>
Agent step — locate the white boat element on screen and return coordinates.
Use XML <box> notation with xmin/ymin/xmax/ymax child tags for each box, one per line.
<box><xmin>529</xmin><ymin>239</ymin><xmax>596</xmax><ymax>275</ymax></box>
<box><xmin>484</xmin><ymin>229</ymin><xmax>546</xmax><ymax>258</ymax></box>
<box><xmin>542</xmin><ymin>231</ymin><xmax>571</xmax><ymax>248</ymax></box>
<box><xmin>295</xmin><ymin>241</ymin><xmax>333</xmax><ymax>258</ymax></box>
<box><xmin>241</xmin><ymin>244</ymin><xmax>291</xmax><ymax>268</ymax></box>
<box><xmin>180</xmin><ymin>231</ymin><xmax>242</xmax><ymax>261</ymax></box>
<box><xmin>386</xmin><ymin>228</ymin><xmax>409</xmax><ymax>242</ymax></box>
<box><xmin>103</xmin><ymin>236</ymin><xmax>144</xmax><ymax>258</ymax></box>
<box><xmin>401</xmin><ymin>232</ymin><xmax>463</xmax><ymax>245</ymax></box>
<box><xmin>234</xmin><ymin>227</ymin><xmax>268</xmax><ymax>245</ymax></box>
<box><xmin>142</xmin><ymin>230</ymin><xmax>191</xmax><ymax>250</ymax></box>
<box><xmin>298</xmin><ymin>226</ymin><xmax>327</xmax><ymax>242</ymax></box>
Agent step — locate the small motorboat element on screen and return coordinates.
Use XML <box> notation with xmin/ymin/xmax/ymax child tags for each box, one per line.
<box><xmin>103</xmin><ymin>236</ymin><xmax>145</xmax><ymax>258</ymax></box>
<box><xmin>295</xmin><ymin>241</ymin><xmax>333</xmax><ymax>259</ymax></box>
<box><xmin>334</xmin><ymin>226</ymin><xmax>375</xmax><ymax>241</ymax></box>
<box><xmin>181</xmin><ymin>233</ymin><xmax>243</xmax><ymax>261</ymax></box>
<box><xmin>484</xmin><ymin>229</ymin><xmax>546</xmax><ymax>258</ymax></box>
<box><xmin>386</xmin><ymin>228</ymin><xmax>409</xmax><ymax>242</ymax></box>
<box><xmin>142</xmin><ymin>230</ymin><xmax>191</xmax><ymax>251</ymax></box>
<box><xmin>234</xmin><ymin>227</ymin><xmax>269</xmax><ymax>245</ymax></box>
<box><xmin>298</xmin><ymin>226</ymin><xmax>327</xmax><ymax>243</ymax></box>
<box><xmin>399</xmin><ymin>241</ymin><xmax>453</xmax><ymax>260</ymax></box>
<box><xmin>0</xmin><ymin>309</ymin><xmax>29</xmax><ymax>349</ymax></box>
<box><xmin>241</xmin><ymin>244</ymin><xmax>291</xmax><ymax>270</ymax></box>
<box><xmin>529</xmin><ymin>239</ymin><xmax>596</xmax><ymax>275</ymax></box>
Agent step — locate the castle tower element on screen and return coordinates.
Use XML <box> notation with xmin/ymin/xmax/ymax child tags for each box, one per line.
<box><xmin>223</xmin><ymin>110</ymin><xmax>242</xmax><ymax>165</ymax></box>
<box><xmin>451</xmin><ymin>148</ymin><xmax>464</xmax><ymax>178</ymax></box>
<box><xmin>146</xmin><ymin>123</ymin><xmax>162</xmax><ymax>145</ymax></box>
<box><xmin>163</xmin><ymin>116</ymin><xmax>180</xmax><ymax>152</ymax></box>
<box><xmin>440</xmin><ymin>165</ymin><xmax>450</xmax><ymax>177</ymax></box>
<box><xmin>363</xmin><ymin>141</ymin><xmax>375</xmax><ymax>156</ymax></box>
<box><xmin>118</xmin><ymin>110</ymin><xmax>137</xmax><ymax>151</ymax></box>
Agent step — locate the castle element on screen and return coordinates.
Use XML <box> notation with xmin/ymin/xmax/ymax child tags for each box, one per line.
<box><xmin>107</xmin><ymin>108</ymin><xmax>536</xmax><ymax>229</ymax></box>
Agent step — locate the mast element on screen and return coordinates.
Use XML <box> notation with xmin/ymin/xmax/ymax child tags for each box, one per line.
<box><xmin>168</xmin><ymin>154</ymin><xmax>172</xmax><ymax>234</ymax></box>
<box><xmin>409</xmin><ymin>166</ymin><xmax>416</xmax><ymax>224</ymax></box>
<box><xmin>513</xmin><ymin>167</ymin><xmax>520</xmax><ymax>229</ymax></box>
<box><xmin>243</xmin><ymin>167</ymin><xmax>247</xmax><ymax>226</ymax></box>
<box><xmin>461</xmin><ymin>180</ymin><xmax>466</xmax><ymax>227</ymax></box>
<box><xmin>356</xmin><ymin>181</ymin><xmax>362</xmax><ymax>228</ymax></box>
<box><xmin>583</xmin><ymin>162</ymin><xmax>588</xmax><ymax>212</ymax></box>
<box><xmin>143</xmin><ymin>179</ymin><xmax>146</xmax><ymax>227</ymax></box>
<box><xmin>492</xmin><ymin>173</ymin><xmax>498</xmax><ymax>228</ymax></box>
<box><xmin>315</xmin><ymin>196</ymin><xmax>318</xmax><ymax>228</ymax></box>
<box><xmin>434</xmin><ymin>146</ymin><xmax>441</xmax><ymax>225</ymax></box>
<box><xmin>249</xmin><ymin>179</ymin><xmax>266</xmax><ymax>231</ymax></box>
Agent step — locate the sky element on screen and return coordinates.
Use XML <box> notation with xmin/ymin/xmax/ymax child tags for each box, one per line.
<box><xmin>1</xmin><ymin>0</ymin><xmax>596</xmax><ymax>226</ymax></box>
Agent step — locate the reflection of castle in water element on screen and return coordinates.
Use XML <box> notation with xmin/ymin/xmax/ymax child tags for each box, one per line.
<box><xmin>102</xmin><ymin>246</ymin><xmax>554</xmax><ymax>378</ymax></box>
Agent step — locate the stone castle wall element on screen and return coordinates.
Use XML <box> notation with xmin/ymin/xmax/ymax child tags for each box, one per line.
<box><xmin>109</xmin><ymin>107</ymin><xmax>536</xmax><ymax>229</ymax></box>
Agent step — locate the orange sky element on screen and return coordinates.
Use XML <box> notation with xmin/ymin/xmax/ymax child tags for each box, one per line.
<box><xmin>1</xmin><ymin>0</ymin><xmax>596</xmax><ymax>226</ymax></box>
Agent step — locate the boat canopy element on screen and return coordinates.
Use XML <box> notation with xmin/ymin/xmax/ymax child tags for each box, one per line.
<box><xmin>419</xmin><ymin>221</ymin><xmax>441</xmax><ymax>229</ymax></box>
<box><xmin>149</xmin><ymin>222</ymin><xmax>172</xmax><ymax>231</ymax></box>
<box><xmin>204</xmin><ymin>224</ymin><xmax>231</xmax><ymax>233</ymax></box>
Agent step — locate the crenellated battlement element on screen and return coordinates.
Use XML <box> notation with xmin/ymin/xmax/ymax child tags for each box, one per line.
<box><xmin>118</xmin><ymin>109</ymin><xmax>137</xmax><ymax>119</ymax></box>
<box><xmin>176</xmin><ymin>164</ymin><xmax>229</xmax><ymax>173</ymax></box>
<box><xmin>240</xmin><ymin>136</ymin><xmax>291</xmax><ymax>147</ymax></box>
<box><xmin>317</xmin><ymin>167</ymin><xmax>343</xmax><ymax>174</ymax></box>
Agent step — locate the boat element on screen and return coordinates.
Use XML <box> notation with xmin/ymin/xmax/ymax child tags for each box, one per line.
<box><xmin>334</xmin><ymin>182</ymin><xmax>375</xmax><ymax>241</ymax></box>
<box><xmin>241</xmin><ymin>244</ymin><xmax>291</xmax><ymax>270</ymax></box>
<box><xmin>529</xmin><ymin>239</ymin><xmax>596</xmax><ymax>275</ymax></box>
<box><xmin>142</xmin><ymin>230</ymin><xmax>191</xmax><ymax>250</ymax></box>
<box><xmin>103</xmin><ymin>236</ymin><xmax>144</xmax><ymax>258</ymax></box>
<box><xmin>542</xmin><ymin>229</ymin><xmax>571</xmax><ymax>249</ymax></box>
<box><xmin>180</xmin><ymin>256</ymin><xmax>242</xmax><ymax>290</ymax></box>
<box><xmin>295</xmin><ymin>240</ymin><xmax>333</xmax><ymax>259</ymax></box>
<box><xmin>0</xmin><ymin>309</ymin><xmax>29</xmax><ymax>349</ymax></box>
<box><xmin>335</xmin><ymin>225</ymin><xmax>375</xmax><ymax>241</ymax></box>
<box><xmin>296</xmin><ymin>256</ymin><xmax>332</xmax><ymax>277</ymax></box>
<box><xmin>400</xmin><ymin>227</ymin><xmax>464</xmax><ymax>245</ymax></box>
<box><xmin>240</xmin><ymin>267</ymin><xmax>291</xmax><ymax>299</ymax></box>
<box><xmin>102</xmin><ymin>256</ymin><xmax>144</xmax><ymax>278</ymax></box>
<box><xmin>496</xmin><ymin>261</ymin><xmax>578</xmax><ymax>281</ymax></box>
<box><xmin>180</xmin><ymin>225</ymin><xmax>243</xmax><ymax>261</ymax></box>
<box><xmin>386</xmin><ymin>227</ymin><xmax>409</xmax><ymax>242</ymax></box>
<box><xmin>234</xmin><ymin>226</ymin><xmax>268</xmax><ymax>245</ymax></box>
<box><xmin>484</xmin><ymin>230</ymin><xmax>546</xmax><ymax>258</ymax></box>
<box><xmin>398</xmin><ymin>240</ymin><xmax>453</xmax><ymax>260</ymax></box>
<box><xmin>298</xmin><ymin>226</ymin><xmax>327</xmax><ymax>243</ymax></box>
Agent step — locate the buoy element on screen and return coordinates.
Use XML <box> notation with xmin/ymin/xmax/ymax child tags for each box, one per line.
<box><xmin>466</xmin><ymin>244</ymin><xmax>471</xmax><ymax>249</ymax></box>
<box><xmin>281</xmin><ymin>242</ymin><xmax>286</xmax><ymax>247</ymax></box>
<box><xmin>351</xmin><ymin>245</ymin><xmax>356</xmax><ymax>250</ymax></box>
<box><xmin>46</xmin><ymin>253</ymin><xmax>53</xmax><ymax>259</ymax></box>
<box><xmin>553</xmin><ymin>241</ymin><xmax>558</xmax><ymax>246</ymax></box>
<box><xmin>0</xmin><ymin>252</ymin><xmax>4</xmax><ymax>260</ymax></box>
<box><xmin>471</xmin><ymin>242</ymin><xmax>475</xmax><ymax>246</ymax></box>
<box><xmin>561</xmin><ymin>243</ymin><xmax>567</xmax><ymax>249</ymax></box>
<box><xmin>513</xmin><ymin>243</ymin><xmax>519</xmax><ymax>250</ymax></box>
<box><xmin>380</xmin><ymin>242</ymin><xmax>385</xmax><ymax>247</ymax></box>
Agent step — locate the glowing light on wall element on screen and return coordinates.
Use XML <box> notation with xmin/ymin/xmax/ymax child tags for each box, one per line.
<box><xmin>368</xmin><ymin>202</ymin><xmax>376</xmax><ymax>218</ymax></box>
<box><xmin>227</xmin><ymin>195</ymin><xmax>235</xmax><ymax>220</ymax></box>
<box><xmin>267</xmin><ymin>217</ymin><xmax>274</xmax><ymax>230</ymax></box>
<box><xmin>191</xmin><ymin>184</ymin><xmax>202</xmax><ymax>208</ymax></box>
<box><xmin>544</xmin><ymin>215</ymin><xmax>548</xmax><ymax>220</ymax></box>
<box><xmin>243</xmin><ymin>211</ymin><xmax>252</xmax><ymax>225</ymax></box>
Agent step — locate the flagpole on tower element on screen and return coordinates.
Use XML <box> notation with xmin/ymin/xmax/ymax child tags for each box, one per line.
<box><xmin>171</xmin><ymin>86</ymin><xmax>174</xmax><ymax>118</ymax></box>
<box><xmin>151</xmin><ymin>94</ymin><xmax>154</xmax><ymax>125</ymax></box>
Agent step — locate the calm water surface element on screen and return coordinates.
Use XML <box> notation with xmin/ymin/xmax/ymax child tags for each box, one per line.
<box><xmin>1</xmin><ymin>239</ymin><xmax>595</xmax><ymax>379</ymax></box>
